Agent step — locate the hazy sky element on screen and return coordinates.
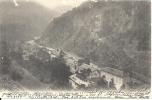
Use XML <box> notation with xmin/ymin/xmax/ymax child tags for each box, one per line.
<box><xmin>5</xmin><ymin>0</ymin><xmax>88</xmax><ymax>9</ymax></box>
<box><xmin>34</xmin><ymin>0</ymin><xmax>88</xmax><ymax>9</ymax></box>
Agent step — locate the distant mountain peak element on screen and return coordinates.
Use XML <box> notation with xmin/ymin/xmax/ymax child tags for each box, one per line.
<box><xmin>0</xmin><ymin>1</ymin><xmax>58</xmax><ymax>43</ymax></box>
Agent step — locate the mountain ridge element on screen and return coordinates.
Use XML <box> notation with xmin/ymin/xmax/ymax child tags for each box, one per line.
<box><xmin>39</xmin><ymin>0</ymin><xmax>150</xmax><ymax>78</ymax></box>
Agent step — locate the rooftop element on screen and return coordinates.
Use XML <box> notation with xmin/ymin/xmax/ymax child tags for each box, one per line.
<box><xmin>100</xmin><ymin>67</ymin><xmax>124</xmax><ymax>78</ymax></box>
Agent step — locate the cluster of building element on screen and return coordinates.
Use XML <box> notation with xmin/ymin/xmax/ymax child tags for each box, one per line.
<box><xmin>68</xmin><ymin>58</ymin><xmax>148</xmax><ymax>90</ymax></box>
<box><xmin>22</xmin><ymin>40</ymin><xmax>149</xmax><ymax>90</ymax></box>
<box><xmin>22</xmin><ymin>40</ymin><xmax>60</xmax><ymax>62</ymax></box>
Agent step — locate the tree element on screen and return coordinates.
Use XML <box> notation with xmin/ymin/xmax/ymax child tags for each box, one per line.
<box><xmin>97</xmin><ymin>75</ymin><xmax>108</xmax><ymax>89</ymax></box>
<box><xmin>11</xmin><ymin>70</ymin><xmax>23</xmax><ymax>81</ymax></box>
<box><xmin>79</xmin><ymin>68</ymin><xmax>91</xmax><ymax>80</ymax></box>
<box><xmin>50</xmin><ymin>57</ymin><xmax>72</xmax><ymax>89</ymax></box>
<box><xmin>109</xmin><ymin>78</ymin><xmax>116</xmax><ymax>89</ymax></box>
<box><xmin>0</xmin><ymin>41</ymin><xmax>9</xmax><ymax>57</ymax></box>
<box><xmin>0</xmin><ymin>41</ymin><xmax>11</xmax><ymax>74</ymax></box>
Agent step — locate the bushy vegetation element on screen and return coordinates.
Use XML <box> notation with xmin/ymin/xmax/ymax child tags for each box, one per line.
<box><xmin>10</xmin><ymin>70</ymin><xmax>23</xmax><ymax>81</ymax></box>
<box><xmin>22</xmin><ymin>51</ymin><xmax>72</xmax><ymax>89</ymax></box>
<box><xmin>49</xmin><ymin>57</ymin><xmax>72</xmax><ymax>88</ymax></box>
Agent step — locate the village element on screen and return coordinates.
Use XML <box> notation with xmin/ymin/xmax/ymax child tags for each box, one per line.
<box><xmin>21</xmin><ymin>39</ymin><xmax>149</xmax><ymax>90</ymax></box>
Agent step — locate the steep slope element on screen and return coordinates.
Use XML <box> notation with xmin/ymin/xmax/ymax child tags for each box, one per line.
<box><xmin>0</xmin><ymin>58</ymin><xmax>48</xmax><ymax>91</ymax></box>
<box><xmin>0</xmin><ymin>1</ymin><xmax>57</xmax><ymax>44</ymax></box>
<box><xmin>40</xmin><ymin>1</ymin><xmax>150</xmax><ymax>78</ymax></box>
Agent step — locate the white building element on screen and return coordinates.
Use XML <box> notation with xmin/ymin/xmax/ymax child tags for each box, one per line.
<box><xmin>69</xmin><ymin>74</ymin><xmax>93</xmax><ymax>89</ymax></box>
<box><xmin>100</xmin><ymin>67</ymin><xmax>124</xmax><ymax>90</ymax></box>
<box><xmin>89</xmin><ymin>67</ymin><xmax>145</xmax><ymax>90</ymax></box>
<box><xmin>89</xmin><ymin>67</ymin><xmax>123</xmax><ymax>90</ymax></box>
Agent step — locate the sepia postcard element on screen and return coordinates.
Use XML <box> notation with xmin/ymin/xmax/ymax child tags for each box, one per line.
<box><xmin>0</xmin><ymin>0</ymin><xmax>151</xmax><ymax>99</ymax></box>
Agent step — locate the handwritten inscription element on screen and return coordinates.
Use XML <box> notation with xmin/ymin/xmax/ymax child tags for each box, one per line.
<box><xmin>0</xmin><ymin>88</ymin><xmax>150</xmax><ymax>99</ymax></box>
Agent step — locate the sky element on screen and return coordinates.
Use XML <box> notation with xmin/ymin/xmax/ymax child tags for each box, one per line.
<box><xmin>33</xmin><ymin>0</ymin><xmax>88</xmax><ymax>9</ymax></box>
<box><xmin>7</xmin><ymin>0</ymin><xmax>88</xmax><ymax>9</ymax></box>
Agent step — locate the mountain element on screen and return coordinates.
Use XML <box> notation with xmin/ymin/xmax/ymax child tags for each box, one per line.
<box><xmin>39</xmin><ymin>0</ymin><xmax>151</xmax><ymax>78</ymax></box>
<box><xmin>0</xmin><ymin>1</ymin><xmax>58</xmax><ymax>44</ymax></box>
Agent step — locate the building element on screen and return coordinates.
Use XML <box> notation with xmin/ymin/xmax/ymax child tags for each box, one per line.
<box><xmin>69</xmin><ymin>74</ymin><xmax>93</xmax><ymax>89</ymax></box>
<box><xmin>22</xmin><ymin>40</ymin><xmax>57</xmax><ymax>61</ymax></box>
<box><xmin>99</xmin><ymin>67</ymin><xmax>124</xmax><ymax>90</ymax></box>
<box><xmin>89</xmin><ymin>67</ymin><xmax>146</xmax><ymax>90</ymax></box>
